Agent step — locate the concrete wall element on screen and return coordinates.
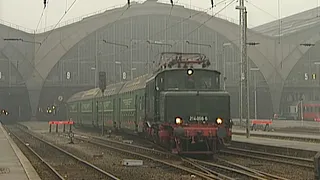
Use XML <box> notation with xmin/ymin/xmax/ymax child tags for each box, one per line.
<box><xmin>0</xmin><ymin>24</ymin><xmax>35</xmax><ymax>120</ymax></box>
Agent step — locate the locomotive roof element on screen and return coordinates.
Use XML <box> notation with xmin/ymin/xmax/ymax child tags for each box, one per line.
<box><xmin>103</xmin><ymin>82</ymin><xmax>126</xmax><ymax>96</ymax></box>
<box><xmin>119</xmin><ymin>74</ymin><xmax>152</xmax><ymax>94</ymax></box>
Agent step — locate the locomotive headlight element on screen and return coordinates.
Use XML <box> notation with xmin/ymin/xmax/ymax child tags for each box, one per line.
<box><xmin>187</xmin><ymin>69</ymin><xmax>194</xmax><ymax>75</ymax></box>
<box><xmin>175</xmin><ymin>117</ymin><xmax>183</xmax><ymax>125</ymax></box>
<box><xmin>216</xmin><ymin>118</ymin><xmax>223</xmax><ymax>124</ymax></box>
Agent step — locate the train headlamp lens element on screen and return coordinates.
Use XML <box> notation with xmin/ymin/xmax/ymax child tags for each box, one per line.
<box><xmin>216</xmin><ymin>118</ymin><xmax>223</xmax><ymax>124</ymax></box>
<box><xmin>175</xmin><ymin>117</ymin><xmax>183</xmax><ymax>124</ymax></box>
<box><xmin>187</xmin><ymin>69</ymin><xmax>194</xmax><ymax>75</ymax></box>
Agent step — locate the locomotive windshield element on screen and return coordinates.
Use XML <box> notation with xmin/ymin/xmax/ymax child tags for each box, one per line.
<box><xmin>160</xmin><ymin>69</ymin><xmax>220</xmax><ymax>90</ymax></box>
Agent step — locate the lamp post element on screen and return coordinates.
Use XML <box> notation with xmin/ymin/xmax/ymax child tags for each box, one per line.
<box><xmin>147</xmin><ymin>40</ymin><xmax>172</xmax><ymax>47</ymax></box>
<box><xmin>131</xmin><ymin>67</ymin><xmax>137</xmax><ymax>80</ymax></box>
<box><xmin>91</xmin><ymin>67</ymin><xmax>97</xmax><ymax>88</ymax></box>
<box><xmin>115</xmin><ymin>61</ymin><xmax>122</xmax><ymax>82</ymax></box>
<box><xmin>185</xmin><ymin>40</ymin><xmax>212</xmax><ymax>48</ymax></box>
<box><xmin>103</xmin><ymin>39</ymin><xmax>128</xmax><ymax>83</ymax></box>
<box><xmin>250</xmin><ymin>68</ymin><xmax>259</xmax><ymax>120</ymax></box>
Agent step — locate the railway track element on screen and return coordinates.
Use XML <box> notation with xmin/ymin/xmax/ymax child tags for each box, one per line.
<box><xmin>7</xmin><ymin>125</ymin><xmax>120</xmax><ymax>180</ymax></box>
<box><xmin>73</xmin><ymin>131</ymin><xmax>288</xmax><ymax>180</ymax></box>
<box><xmin>74</xmin><ymin>132</ymin><xmax>216</xmax><ymax>179</ymax></box>
<box><xmin>16</xmin><ymin>124</ymin><xmax>305</xmax><ymax>179</ymax></box>
<box><xmin>221</xmin><ymin>147</ymin><xmax>314</xmax><ymax>169</ymax></box>
<box><xmin>183</xmin><ymin>158</ymin><xmax>289</xmax><ymax>180</ymax></box>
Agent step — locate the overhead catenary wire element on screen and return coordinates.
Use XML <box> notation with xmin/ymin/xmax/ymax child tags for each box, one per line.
<box><xmin>95</xmin><ymin>0</ymin><xmax>255</xmax><ymax>75</ymax></box>
<box><xmin>2</xmin><ymin>0</ymin><xmax>247</xmax><ymax>87</ymax></box>
<box><xmin>104</xmin><ymin>0</ymin><xmax>231</xmax><ymax>65</ymax></box>
<box><xmin>32</xmin><ymin>0</ymin><xmax>248</xmax><ymax>82</ymax></box>
<box><xmin>153</xmin><ymin>0</ymin><xmax>237</xmax><ymax>59</ymax></box>
<box><xmin>97</xmin><ymin>0</ymin><xmax>240</xmax><ymax>77</ymax></box>
<box><xmin>35</xmin><ymin>0</ymin><xmax>79</xmax><ymax>55</ymax></box>
<box><xmin>5</xmin><ymin>0</ymin><xmax>79</xmax><ymax>83</ymax></box>
<box><xmin>35</xmin><ymin>0</ymin><xmax>136</xmax><ymax>64</ymax></box>
<box><xmin>246</xmin><ymin>1</ymin><xmax>278</xmax><ymax>20</ymax></box>
<box><xmin>35</xmin><ymin>9</ymin><xmax>46</xmax><ymax>32</ymax></box>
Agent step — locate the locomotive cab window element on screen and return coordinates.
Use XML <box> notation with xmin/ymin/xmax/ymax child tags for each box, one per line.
<box><xmin>162</xmin><ymin>69</ymin><xmax>220</xmax><ymax>90</ymax></box>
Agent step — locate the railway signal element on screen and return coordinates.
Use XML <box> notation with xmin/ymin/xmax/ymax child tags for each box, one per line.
<box><xmin>99</xmin><ymin>71</ymin><xmax>106</xmax><ymax>92</ymax></box>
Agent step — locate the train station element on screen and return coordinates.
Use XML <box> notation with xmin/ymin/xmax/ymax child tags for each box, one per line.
<box><xmin>0</xmin><ymin>0</ymin><xmax>319</xmax><ymax>121</ymax></box>
<box><xmin>1</xmin><ymin>1</ymin><xmax>320</xmax><ymax>179</ymax></box>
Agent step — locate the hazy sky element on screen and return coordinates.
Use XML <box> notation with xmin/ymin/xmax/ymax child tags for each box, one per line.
<box><xmin>0</xmin><ymin>0</ymin><xmax>319</xmax><ymax>30</ymax></box>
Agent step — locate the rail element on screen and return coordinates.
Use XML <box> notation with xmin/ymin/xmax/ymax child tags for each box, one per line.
<box><xmin>7</xmin><ymin>126</ymin><xmax>65</xmax><ymax>180</ymax></box>
<box><xmin>73</xmin><ymin>133</ymin><xmax>215</xmax><ymax>180</ymax></box>
<box><xmin>222</xmin><ymin>146</ymin><xmax>313</xmax><ymax>169</ymax></box>
<box><xmin>73</xmin><ymin>131</ymin><xmax>288</xmax><ymax>180</ymax></box>
<box><xmin>182</xmin><ymin>158</ymin><xmax>272</xmax><ymax>180</ymax></box>
<box><xmin>9</xmin><ymin>125</ymin><xmax>120</xmax><ymax>180</ymax></box>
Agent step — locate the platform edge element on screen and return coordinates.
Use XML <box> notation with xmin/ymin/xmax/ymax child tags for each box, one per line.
<box><xmin>0</xmin><ymin>123</ymin><xmax>41</xmax><ymax>180</ymax></box>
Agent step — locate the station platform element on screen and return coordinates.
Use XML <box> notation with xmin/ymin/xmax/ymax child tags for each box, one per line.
<box><xmin>233</xmin><ymin>128</ymin><xmax>320</xmax><ymax>140</ymax></box>
<box><xmin>232</xmin><ymin>119</ymin><xmax>320</xmax><ymax>129</ymax></box>
<box><xmin>232</xmin><ymin>135</ymin><xmax>320</xmax><ymax>152</ymax></box>
<box><xmin>0</xmin><ymin>123</ymin><xmax>40</xmax><ymax>180</ymax></box>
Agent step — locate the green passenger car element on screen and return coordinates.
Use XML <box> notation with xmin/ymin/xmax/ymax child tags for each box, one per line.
<box><xmin>67</xmin><ymin>88</ymin><xmax>101</xmax><ymax>126</ymax></box>
<box><xmin>117</xmin><ymin>74</ymin><xmax>151</xmax><ymax>132</ymax></box>
<box><xmin>66</xmin><ymin>74</ymin><xmax>151</xmax><ymax>133</ymax></box>
<box><xmin>98</xmin><ymin>82</ymin><xmax>125</xmax><ymax>129</ymax></box>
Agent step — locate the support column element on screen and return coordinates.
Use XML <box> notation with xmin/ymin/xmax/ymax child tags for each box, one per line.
<box><xmin>266</xmin><ymin>72</ymin><xmax>284</xmax><ymax>115</ymax></box>
<box><xmin>25</xmin><ymin>74</ymin><xmax>44</xmax><ymax>121</ymax></box>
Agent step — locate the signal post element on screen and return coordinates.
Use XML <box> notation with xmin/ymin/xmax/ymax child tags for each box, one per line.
<box><xmin>99</xmin><ymin>71</ymin><xmax>106</xmax><ymax>136</ymax></box>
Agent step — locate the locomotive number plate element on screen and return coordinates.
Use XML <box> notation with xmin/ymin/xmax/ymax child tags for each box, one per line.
<box><xmin>189</xmin><ymin>116</ymin><xmax>208</xmax><ymax>121</ymax></box>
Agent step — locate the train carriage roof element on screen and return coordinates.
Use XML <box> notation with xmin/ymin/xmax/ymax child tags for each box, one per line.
<box><xmin>119</xmin><ymin>74</ymin><xmax>152</xmax><ymax>94</ymax></box>
<box><xmin>67</xmin><ymin>91</ymin><xmax>87</xmax><ymax>103</ymax></box>
<box><xmin>67</xmin><ymin>88</ymin><xmax>102</xmax><ymax>103</ymax></box>
<box><xmin>81</xmin><ymin>88</ymin><xmax>102</xmax><ymax>100</ymax></box>
<box><xmin>103</xmin><ymin>82</ymin><xmax>126</xmax><ymax>96</ymax></box>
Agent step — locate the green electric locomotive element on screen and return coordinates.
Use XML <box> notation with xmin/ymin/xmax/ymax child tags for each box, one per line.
<box><xmin>67</xmin><ymin>52</ymin><xmax>232</xmax><ymax>154</ymax></box>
